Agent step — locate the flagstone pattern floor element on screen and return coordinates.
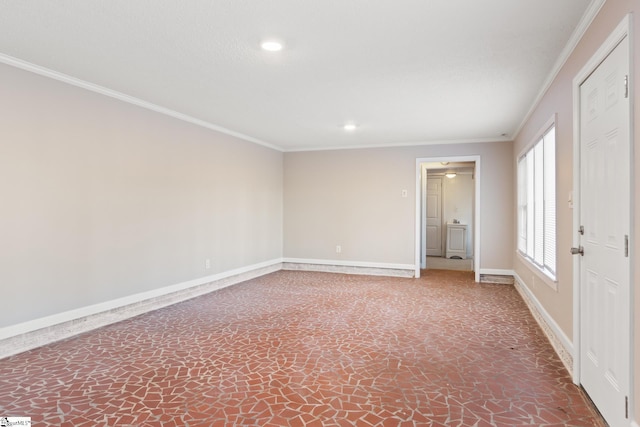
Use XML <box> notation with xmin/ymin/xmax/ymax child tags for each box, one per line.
<box><xmin>0</xmin><ymin>270</ymin><xmax>605</xmax><ymax>426</ymax></box>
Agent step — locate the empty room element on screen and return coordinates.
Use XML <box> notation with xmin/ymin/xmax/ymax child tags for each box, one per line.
<box><xmin>1</xmin><ymin>1</ymin><xmax>638</xmax><ymax>426</ymax></box>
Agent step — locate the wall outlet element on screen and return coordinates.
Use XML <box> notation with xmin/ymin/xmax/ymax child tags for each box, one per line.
<box><xmin>205</xmin><ymin>259</ymin><xmax>211</xmax><ymax>269</ymax></box>
<box><xmin>401</xmin><ymin>189</ymin><xmax>408</xmax><ymax>198</ymax></box>
<box><xmin>336</xmin><ymin>245</ymin><xmax>342</xmax><ymax>254</ymax></box>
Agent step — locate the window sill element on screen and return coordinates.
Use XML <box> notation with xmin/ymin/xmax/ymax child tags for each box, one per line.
<box><xmin>516</xmin><ymin>252</ymin><xmax>558</xmax><ymax>292</ymax></box>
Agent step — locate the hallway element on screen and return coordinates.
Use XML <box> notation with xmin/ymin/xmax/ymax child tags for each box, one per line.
<box><xmin>0</xmin><ymin>270</ymin><xmax>604</xmax><ymax>426</ymax></box>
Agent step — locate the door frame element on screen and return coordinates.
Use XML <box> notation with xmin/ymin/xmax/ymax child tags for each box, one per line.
<box><xmin>415</xmin><ymin>155</ymin><xmax>481</xmax><ymax>282</ymax></box>
<box><xmin>571</xmin><ymin>12</ymin><xmax>634</xmax><ymax>410</ymax></box>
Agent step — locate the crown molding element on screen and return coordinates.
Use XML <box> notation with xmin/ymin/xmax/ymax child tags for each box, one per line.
<box><xmin>0</xmin><ymin>53</ymin><xmax>284</xmax><ymax>152</ymax></box>
<box><xmin>513</xmin><ymin>0</ymin><xmax>606</xmax><ymax>139</ymax></box>
<box><xmin>283</xmin><ymin>136</ymin><xmax>511</xmax><ymax>153</ymax></box>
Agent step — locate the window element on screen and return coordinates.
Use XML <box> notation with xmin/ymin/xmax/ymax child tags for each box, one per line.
<box><xmin>517</xmin><ymin>123</ymin><xmax>556</xmax><ymax>279</ymax></box>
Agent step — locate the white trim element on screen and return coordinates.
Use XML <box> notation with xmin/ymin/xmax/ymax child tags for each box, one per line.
<box><xmin>0</xmin><ymin>53</ymin><xmax>282</xmax><ymax>152</ymax></box>
<box><xmin>0</xmin><ymin>53</ymin><xmax>513</xmax><ymax>155</ymax></box>
<box><xmin>516</xmin><ymin>115</ymin><xmax>558</xmax><ymax>285</ymax></box>
<box><xmin>572</xmin><ymin>12</ymin><xmax>634</xmax><ymax>418</ymax></box>
<box><xmin>285</xmin><ymin>137</ymin><xmax>510</xmax><ymax>153</ymax></box>
<box><xmin>282</xmin><ymin>260</ymin><xmax>414</xmax><ymax>278</ymax></box>
<box><xmin>513</xmin><ymin>0</ymin><xmax>606</xmax><ymax>139</ymax></box>
<box><xmin>0</xmin><ymin>49</ymin><xmax>514</xmax><ymax>155</ymax></box>
<box><xmin>0</xmin><ymin>0</ymin><xmax>606</xmax><ymax>158</ymax></box>
<box><xmin>515</xmin><ymin>252</ymin><xmax>558</xmax><ymax>291</ymax></box>
<box><xmin>479</xmin><ymin>268</ymin><xmax>515</xmax><ymax>276</ymax></box>
<box><xmin>0</xmin><ymin>259</ymin><xmax>282</xmax><ymax>358</ymax></box>
<box><xmin>516</xmin><ymin>114</ymin><xmax>557</xmax><ymax>160</ymax></box>
<box><xmin>513</xmin><ymin>271</ymin><xmax>574</xmax><ymax>373</ymax></box>
<box><xmin>415</xmin><ymin>160</ymin><xmax>422</xmax><ymax>278</ymax></box>
<box><xmin>631</xmin><ymin>15</ymin><xmax>637</xmax><ymax>425</ymax></box>
<box><xmin>1</xmin><ymin>257</ymin><xmax>280</xmax><ymax>339</ymax></box>
<box><xmin>282</xmin><ymin>258</ymin><xmax>414</xmax><ymax>271</ymax></box>
<box><xmin>420</xmin><ymin>164</ymin><xmax>428</xmax><ymax>268</ymax></box>
<box><xmin>415</xmin><ymin>156</ymin><xmax>481</xmax><ymax>282</ymax></box>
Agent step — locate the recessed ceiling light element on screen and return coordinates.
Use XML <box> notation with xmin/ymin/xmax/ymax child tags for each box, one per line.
<box><xmin>261</xmin><ymin>40</ymin><xmax>283</xmax><ymax>52</ymax></box>
<box><xmin>343</xmin><ymin>123</ymin><xmax>357</xmax><ymax>132</ymax></box>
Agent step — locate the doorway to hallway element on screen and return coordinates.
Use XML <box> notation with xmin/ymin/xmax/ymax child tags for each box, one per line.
<box><xmin>415</xmin><ymin>156</ymin><xmax>480</xmax><ymax>281</ymax></box>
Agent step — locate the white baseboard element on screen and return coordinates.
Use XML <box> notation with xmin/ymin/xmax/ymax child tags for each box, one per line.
<box><xmin>479</xmin><ymin>268</ymin><xmax>515</xmax><ymax>276</ymax></box>
<box><xmin>282</xmin><ymin>258</ymin><xmax>415</xmax><ymax>278</ymax></box>
<box><xmin>0</xmin><ymin>259</ymin><xmax>282</xmax><ymax>359</ymax></box>
<box><xmin>513</xmin><ymin>271</ymin><xmax>574</xmax><ymax>373</ymax></box>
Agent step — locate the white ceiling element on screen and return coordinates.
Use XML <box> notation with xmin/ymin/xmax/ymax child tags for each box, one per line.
<box><xmin>0</xmin><ymin>0</ymin><xmax>596</xmax><ymax>151</ymax></box>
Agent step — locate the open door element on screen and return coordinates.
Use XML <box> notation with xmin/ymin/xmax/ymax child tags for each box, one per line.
<box><xmin>425</xmin><ymin>177</ymin><xmax>443</xmax><ymax>257</ymax></box>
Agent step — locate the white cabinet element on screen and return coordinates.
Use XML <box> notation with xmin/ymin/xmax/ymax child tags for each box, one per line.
<box><xmin>446</xmin><ymin>223</ymin><xmax>467</xmax><ymax>259</ymax></box>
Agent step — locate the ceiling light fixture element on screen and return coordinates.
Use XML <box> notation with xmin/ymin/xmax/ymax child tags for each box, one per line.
<box><xmin>445</xmin><ymin>172</ymin><xmax>457</xmax><ymax>179</ymax></box>
<box><xmin>261</xmin><ymin>40</ymin><xmax>283</xmax><ymax>52</ymax></box>
<box><xmin>343</xmin><ymin>123</ymin><xmax>357</xmax><ymax>132</ymax></box>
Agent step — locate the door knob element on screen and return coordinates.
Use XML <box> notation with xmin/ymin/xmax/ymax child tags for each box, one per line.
<box><xmin>570</xmin><ymin>246</ymin><xmax>584</xmax><ymax>256</ymax></box>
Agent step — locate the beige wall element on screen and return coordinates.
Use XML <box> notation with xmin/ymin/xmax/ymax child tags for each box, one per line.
<box><xmin>512</xmin><ymin>0</ymin><xmax>640</xmax><ymax>419</ymax></box>
<box><xmin>283</xmin><ymin>141</ymin><xmax>513</xmax><ymax>270</ymax></box>
<box><xmin>0</xmin><ymin>62</ymin><xmax>283</xmax><ymax>327</ymax></box>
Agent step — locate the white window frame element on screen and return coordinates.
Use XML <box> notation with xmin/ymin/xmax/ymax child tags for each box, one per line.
<box><xmin>517</xmin><ymin>116</ymin><xmax>557</xmax><ymax>283</ymax></box>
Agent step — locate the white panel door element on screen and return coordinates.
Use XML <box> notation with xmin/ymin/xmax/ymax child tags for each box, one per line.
<box><xmin>579</xmin><ymin>36</ymin><xmax>630</xmax><ymax>427</ymax></box>
<box><xmin>425</xmin><ymin>177</ymin><xmax>442</xmax><ymax>257</ymax></box>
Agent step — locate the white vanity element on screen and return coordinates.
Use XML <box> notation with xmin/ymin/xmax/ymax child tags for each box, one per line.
<box><xmin>446</xmin><ymin>223</ymin><xmax>467</xmax><ymax>259</ymax></box>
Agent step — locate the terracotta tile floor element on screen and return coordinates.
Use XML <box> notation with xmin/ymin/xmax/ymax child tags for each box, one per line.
<box><xmin>0</xmin><ymin>270</ymin><xmax>605</xmax><ymax>426</ymax></box>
